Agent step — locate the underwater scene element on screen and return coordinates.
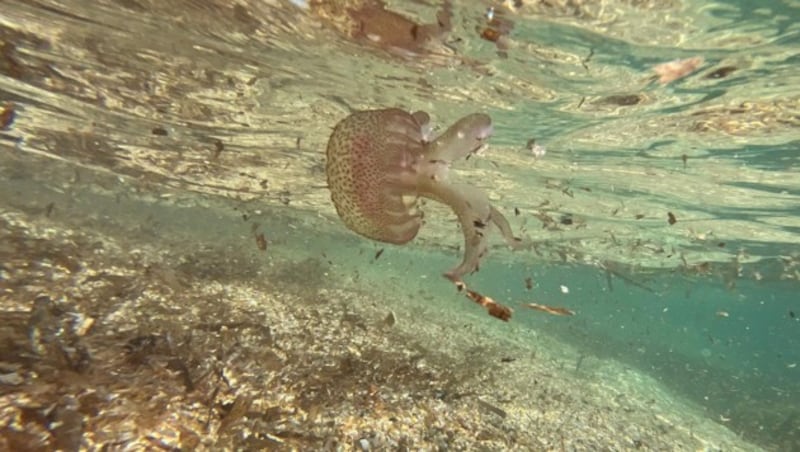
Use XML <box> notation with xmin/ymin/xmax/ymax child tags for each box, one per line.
<box><xmin>1</xmin><ymin>0</ymin><xmax>798</xmax><ymax>450</ymax></box>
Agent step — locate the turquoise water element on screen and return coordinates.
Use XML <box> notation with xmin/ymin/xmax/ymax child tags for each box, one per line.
<box><xmin>1</xmin><ymin>0</ymin><xmax>799</xmax><ymax>450</ymax></box>
<box><xmin>496</xmin><ymin>262</ymin><xmax>800</xmax><ymax>445</ymax></box>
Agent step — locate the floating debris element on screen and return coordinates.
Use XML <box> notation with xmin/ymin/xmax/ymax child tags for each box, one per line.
<box><xmin>1</xmin><ymin>102</ymin><xmax>15</xmax><ymax>129</ymax></box>
<box><xmin>477</xmin><ymin>4</ymin><xmax>514</xmax><ymax>54</ymax></box>
<box><xmin>581</xmin><ymin>47</ymin><xmax>595</xmax><ymax>71</ymax></box>
<box><xmin>151</xmin><ymin>126</ymin><xmax>169</xmax><ymax>136</ymax></box>
<box><xmin>212</xmin><ymin>139</ymin><xmax>224</xmax><ymax>158</ymax></box>
<box><xmin>526</xmin><ymin>138</ymin><xmax>547</xmax><ymax>159</ymax></box>
<box><xmin>560</xmin><ymin>285</ymin><xmax>569</xmax><ymax>294</ymax></box>
<box><xmin>523</xmin><ymin>302</ymin><xmax>575</xmax><ymax>316</ymax></box>
<box><xmin>668</xmin><ymin>212</ymin><xmax>677</xmax><ymax>225</ymax></box>
<box><xmin>653</xmin><ymin>56</ymin><xmax>704</xmax><ymax>84</ymax></box>
<box><xmin>532</xmin><ymin>210</ymin><xmax>557</xmax><ymax>230</ymax></box>
<box><xmin>255</xmin><ymin>232</ymin><xmax>267</xmax><ymax>251</ymax></box>
<box><xmin>374</xmin><ymin>248</ymin><xmax>384</xmax><ymax>261</ymax></box>
<box><xmin>716</xmin><ymin>310</ymin><xmax>729</xmax><ymax>318</ymax></box>
<box><xmin>479</xmin><ymin>27</ymin><xmax>502</xmax><ymax>43</ymax></box>
<box><xmin>705</xmin><ymin>66</ymin><xmax>737</xmax><ymax>79</ymax></box>
<box><xmin>600</xmin><ymin>94</ymin><xmax>643</xmax><ymax>106</ymax></box>
<box><xmin>525</xmin><ymin>277</ymin><xmax>533</xmax><ymax>290</ymax></box>
<box><xmin>464</xmin><ymin>289</ymin><xmax>512</xmax><ymax>321</ymax></box>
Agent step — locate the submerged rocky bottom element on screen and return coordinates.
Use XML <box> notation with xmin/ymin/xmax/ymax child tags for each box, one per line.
<box><xmin>0</xmin><ymin>195</ymin><xmax>759</xmax><ymax>451</ymax></box>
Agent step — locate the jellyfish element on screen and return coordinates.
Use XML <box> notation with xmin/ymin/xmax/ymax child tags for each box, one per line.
<box><xmin>325</xmin><ymin>108</ymin><xmax>522</xmax><ymax>286</ymax></box>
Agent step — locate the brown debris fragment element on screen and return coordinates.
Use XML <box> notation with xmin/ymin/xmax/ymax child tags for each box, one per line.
<box><xmin>478</xmin><ymin>6</ymin><xmax>514</xmax><ymax>53</ymax></box>
<box><xmin>667</xmin><ymin>212</ymin><xmax>677</xmax><ymax>225</ymax></box>
<box><xmin>523</xmin><ymin>302</ymin><xmax>575</xmax><ymax>317</ymax></box>
<box><xmin>1</xmin><ymin>42</ymin><xmax>25</xmax><ymax>79</ymax></box>
<box><xmin>533</xmin><ymin>211</ymin><xmax>558</xmax><ymax>230</ymax></box>
<box><xmin>1</xmin><ymin>102</ymin><xmax>15</xmax><ymax>129</ymax></box>
<box><xmin>465</xmin><ymin>289</ymin><xmax>512</xmax><ymax>321</ymax></box>
<box><xmin>479</xmin><ymin>27</ymin><xmax>502</xmax><ymax>43</ymax></box>
<box><xmin>600</xmin><ymin>94</ymin><xmax>643</xmax><ymax>106</ymax></box>
<box><xmin>255</xmin><ymin>232</ymin><xmax>267</xmax><ymax>251</ymax></box>
<box><xmin>705</xmin><ymin>66</ymin><xmax>737</xmax><ymax>79</ymax></box>
<box><xmin>525</xmin><ymin>277</ymin><xmax>533</xmax><ymax>291</ymax></box>
<box><xmin>212</xmin><ymin>139</ymin><xmax>224</xmax><ymax>158</ymax></box>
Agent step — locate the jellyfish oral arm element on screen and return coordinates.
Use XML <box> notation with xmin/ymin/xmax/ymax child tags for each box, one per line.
<box><xmin>416</xmin><ymin>180</ymin><xmax>519</xmax><ymax>284</ymax></box>
<box><xmin>425</xmin><ymin>113</ymin><xmax>493</xmax><ymax>162</ymax></box>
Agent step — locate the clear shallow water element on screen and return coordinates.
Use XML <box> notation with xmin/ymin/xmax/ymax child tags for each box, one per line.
<box><xmin>1</xmin><ymin>0</ymin><xmax>798</xmax><ymax>450</ymax></box>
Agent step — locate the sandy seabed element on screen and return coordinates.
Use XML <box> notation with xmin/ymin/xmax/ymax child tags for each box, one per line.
<box><xmin>0</xmin><ymin>175</ymin><xmax>760</xmax><ymax>451</ymax></box>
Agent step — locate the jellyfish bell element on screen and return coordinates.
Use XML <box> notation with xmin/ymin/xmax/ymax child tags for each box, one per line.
<box><xmin>325</xmin><ymin>108</ymin><xmax>523</xmax><ymax>284</ymax></box>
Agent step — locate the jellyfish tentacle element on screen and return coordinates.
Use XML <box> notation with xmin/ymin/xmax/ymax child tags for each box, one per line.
<box><xmin>489</xmin><ymin>205</ymin><xmax>524</xmax><ymax>249</ymax></box>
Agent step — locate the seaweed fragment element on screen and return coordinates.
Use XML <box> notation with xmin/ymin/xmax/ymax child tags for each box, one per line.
<box><xmin>464</xmin><ymin>289</ymin><xmax>512</xmax><ymax>321</ymax></box>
